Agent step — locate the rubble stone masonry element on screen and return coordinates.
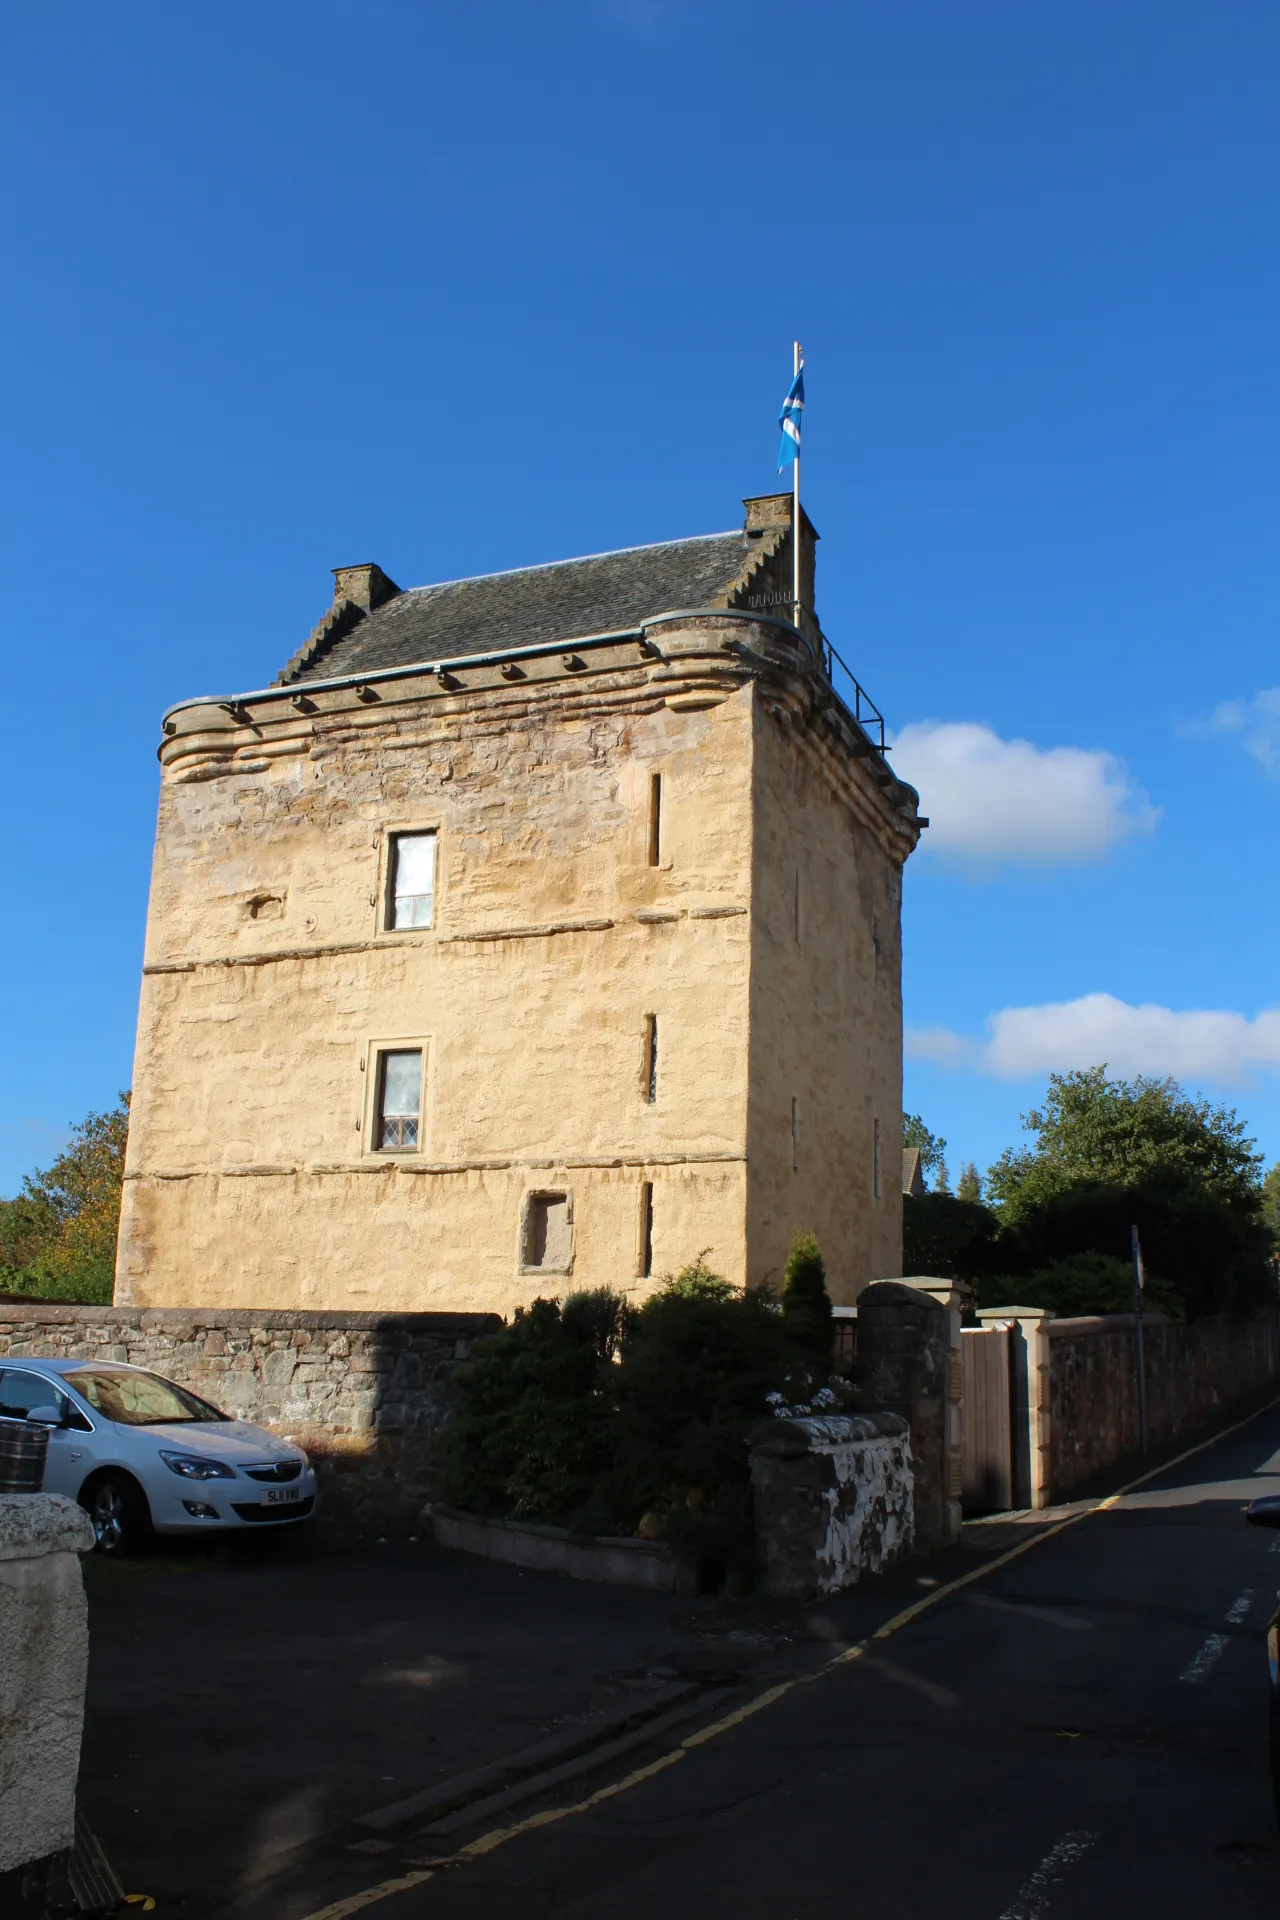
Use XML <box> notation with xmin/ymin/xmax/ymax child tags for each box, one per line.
<box><xmin>0</xmin><ymin>1304</ymin><xmax>500</xmax><ymax>1531</ymax></box>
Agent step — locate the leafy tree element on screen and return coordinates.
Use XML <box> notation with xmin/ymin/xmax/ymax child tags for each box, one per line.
<box><xmin>780</xmin><ymin>1230</ymin><xmax>833</xmax><ymax>1359</ymax></box>
<box><xmin>1263</xmin><ymin>1162</ymin><xmax>1280</xmax><ymax>1253</ymax></box>
<box><xmin>986</xmin><ymin>1069</ymin><xmax>1274</xmax><ymax>1319</ymax></box>
<box><xmin>903</xmin><ymin>1113</ymin><xmax>947</xmax><ymax>1183</ymax></box>
<box><xmin>956</xmin><ymin>1162</ymin><xmax>983</xmax><ymax>1204</ymax></box>
<box><xmin>0</xmin><ymin>1095</ymin><xmax>130</xmax><ymax>1303</ymax></box>
<box><xmin>903</xmin><ymin>1192</ymin><xmax>999</xmax><ymax>1281</ymax></box>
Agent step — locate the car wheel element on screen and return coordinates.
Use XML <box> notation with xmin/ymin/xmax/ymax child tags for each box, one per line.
<box><xmin>82</xmin><ymin>1472</ymin><xmax>152</xmax><ymax>1556</ymax></box>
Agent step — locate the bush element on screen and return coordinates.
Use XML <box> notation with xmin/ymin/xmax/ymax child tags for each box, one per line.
<box><xmin>446</xmin><ymin>1290</ymin><xmax>629</xmax><ymax>1522</ymax></box>
<box><xmin>445</xmin><ymin>1249</ymin><xmax>841</xmax><ymax>1580</ymax></box>
<box><xmin>781</xmin><ymin>1230</ymin><xmax>834</xmax><ymax>1359</ymax></box>
<box><xmin>974</xmin><ymin>1252</ymin><xmax>1182</xmax><ymax>1320</ymax></box>
<box><xmin>604</xmin><ymin>1270</ymin><xmax>791</xmax><ymax>1561</ymax></box>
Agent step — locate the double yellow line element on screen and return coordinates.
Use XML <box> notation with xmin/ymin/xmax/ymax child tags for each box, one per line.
<box><xmin>303</xmin><ymin>1394</ymin><xmax>1279</xmax><ymax>1920</ymax></box>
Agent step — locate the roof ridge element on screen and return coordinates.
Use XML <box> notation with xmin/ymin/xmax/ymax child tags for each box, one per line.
<box><xmin>393</xmin><ymin>529</ymin><xmax>742</xmax><ymax>600</ymax></box>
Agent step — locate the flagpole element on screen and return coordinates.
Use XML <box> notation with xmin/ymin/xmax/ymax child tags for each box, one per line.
<box><xmin>792</xmin><ymin>339</ymin><xmax>802</xmax><ymax>630</ymax></box>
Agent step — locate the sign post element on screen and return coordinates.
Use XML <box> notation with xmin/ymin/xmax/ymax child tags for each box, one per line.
<box><xmin>1131</xmin><ymin>1224</ymin><xmax>1148</xmax><ymax>1456</ymax></box>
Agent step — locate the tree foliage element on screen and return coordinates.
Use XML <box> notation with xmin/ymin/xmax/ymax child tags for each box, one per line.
<box><xmin>1264</xmin><ymin>1162</ymin><xmax>1280</xmax><ymax>1252</ymax></box>
<box><xmin>985</xmin><ymin>1069</ymin><xmax>1274</xmax><ymax>1319</ymax></box>
<box><xmin>0</xmin><ymin>1095</ymin><xmax>130</xmax><ymax>1303</ymax></box>
<box><xmin>903</xmin><ymin>1113</ymin><xmax>947</xmax><ymax>1180</ymax></box>
<box><xmin>903</xmin><ymin>1191</ymin><xmax>999</xmax><ymax>1281</ymax></box>
<box><xmin>956</xmin><ymin>1162</ymin><xmax>983</xmax><ymax>1204</ymax></box>
<box><xmin>974</xmin><ymin>1252</ymin><xmax>1181</xmax><ymax>1320</ymax></box>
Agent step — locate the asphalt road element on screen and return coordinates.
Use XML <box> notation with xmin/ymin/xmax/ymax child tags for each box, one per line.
<box><xmin>81</xmin><ymin>1397</ymin><xmax>1280</xmax><ymax>1918</ymax></box>
<box><xmin>274</xmin><ymin>1400</ymin><xmax>1280</xmax><ymax>1920</ymax></box>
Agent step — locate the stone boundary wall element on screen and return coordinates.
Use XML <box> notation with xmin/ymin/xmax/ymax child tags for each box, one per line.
<box><xmin>1047</xmin><ymin>1310</ymin><xmax>1280</xmax><ymax>1502</ymax></box>
<box><xmin>0</xmin><ymin>1305</ymin><xmax>501</xmax><ymax>1532</ymax></box>
<box><xmin>749</xmin><ymin>1411</ymin><xmax>913</xmax><ymax>1598</ymax></box>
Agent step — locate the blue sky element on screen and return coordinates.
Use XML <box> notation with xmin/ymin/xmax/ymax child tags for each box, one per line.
<box><xmin>2</xmin><ymin>2</ymin><xmax>1278</xmax><ymax>1196</ymax></box>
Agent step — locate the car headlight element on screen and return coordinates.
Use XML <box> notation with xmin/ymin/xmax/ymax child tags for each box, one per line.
<box><xmin>159</xmin><ymin>1450</ymin><xmax>235</xmax><ymax>1481</ymax></box>
<box><xmin>1268</xmin><ymin>1623</ymin><xmax>1278</xmax><ymax>1690</ymax></box>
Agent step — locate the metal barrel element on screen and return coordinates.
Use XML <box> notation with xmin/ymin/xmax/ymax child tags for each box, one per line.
<box><xmin>0</xmin><ymin>1414</ymin><xmax>50</xmax><ymax>1492</ymax></box>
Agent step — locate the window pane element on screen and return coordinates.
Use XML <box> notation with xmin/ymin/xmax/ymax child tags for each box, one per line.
<box><xmin>381</xmin><ymin>1051</ymin><xmax>422</xmax><ymax>1119</ymax></box>
<box><xmin>0</xmin><ymin>1370</ymin><xmax>65</xmax><ymax>1419</ymax></box>
<box><xmin>392</xmin><ymin>834</ymin><xmax>435</xmax><ymax>929</ymax></box>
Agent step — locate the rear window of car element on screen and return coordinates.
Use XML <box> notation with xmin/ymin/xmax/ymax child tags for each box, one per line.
<box><xmin>71</xmin><ymin>1370</ymin><xmax>227</xmax><ymax>1426</ymax></box>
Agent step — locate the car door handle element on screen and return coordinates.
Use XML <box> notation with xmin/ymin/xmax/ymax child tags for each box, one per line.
<box><xmin>70</xmin><ymin>1449</ymin><xmax>83</xmax><ymax>1461</ymax></box>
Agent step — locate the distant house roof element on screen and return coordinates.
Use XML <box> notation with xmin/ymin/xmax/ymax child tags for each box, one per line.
<box><xmin>902</xmin><ymin>1147</ymin><xmax>925</xmax><ymax>1198</ymax></box>
<box><xmin>279</xmin><ymin>530</ymin><xmax>758</xmax><ymax>686</ymax></box>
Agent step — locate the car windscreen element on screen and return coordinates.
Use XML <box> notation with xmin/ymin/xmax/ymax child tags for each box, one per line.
<box><xmin>71</xmin><ymin>1370</ymin><xmax>228</xmax><ymax>1426</ymax></box>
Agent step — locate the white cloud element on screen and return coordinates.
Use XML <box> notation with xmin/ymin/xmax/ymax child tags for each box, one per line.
<box><xmin>907</xmin><ymin>993</ymin><xmax>1280</xmax><ymax>1085</ymax></box>
<box><xmin>888</xmin><ymin>721</ymin><xmax>1158</xmax><ymax>867</ymax></box>
<box><xmin>1205</xmin><ymin>687</ymin><xmax>1280</xmax><ymax>775</ymax></box>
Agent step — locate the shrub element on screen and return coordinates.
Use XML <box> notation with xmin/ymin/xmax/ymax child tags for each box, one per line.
<box><xmin>604</xmin><ymin>1266</ymin><xmax>791</xmax><ymax>1557</ymax></box>
<box><xmin>780</xmin><ymin>1230</ymin><xmax>834</xmax><ymax>1359</ymax></box>
<box><xmin>974</xmin><ymin>1252</ymin><xmax>1182</xmax><ymax>1320</ymax></box>
<box><xmin>444</xmin><ymin>1257</ymin><xmax>839</xmax><ymax>1582</ymax></box>
<box><xmin>445</xmin><ymin>1290</ymin><xmax>629</xmax><ymax>1522</ymax></box>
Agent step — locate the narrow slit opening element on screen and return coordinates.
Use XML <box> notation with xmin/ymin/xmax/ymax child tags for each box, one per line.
<box><xmin>648</xmin><ymin>773</ymin><xmax>662</xmax><ymax>867</ymax></box>
<box><xmin>639</xmin><ymin>1180</ymin><xmax>654</xmax><ymax>1279</ymax></box>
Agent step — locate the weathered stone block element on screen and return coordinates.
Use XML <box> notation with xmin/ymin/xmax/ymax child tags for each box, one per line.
<box><xmin>750</xmin><ymin>1413</ymin><xmax>913</xmax><ymax>1598</ymax></box>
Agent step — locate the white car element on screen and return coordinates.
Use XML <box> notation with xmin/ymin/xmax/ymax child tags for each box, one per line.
<box><xmin>0</xmin><ymin>1358</ymin><xmax>317</xmax><ymax>1554</ymax></box>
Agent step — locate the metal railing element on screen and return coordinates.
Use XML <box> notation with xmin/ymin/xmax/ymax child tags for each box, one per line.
<box><xmin>819</xmin><ymin>636</ymin><xmax>887</xmax><ymax>754</ymax></box>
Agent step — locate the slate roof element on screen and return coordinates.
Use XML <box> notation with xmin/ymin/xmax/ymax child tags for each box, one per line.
<box><xmin>280</xmin><ymin>531</ymin><xmax>756</xmax><ymax>686</ymax></box>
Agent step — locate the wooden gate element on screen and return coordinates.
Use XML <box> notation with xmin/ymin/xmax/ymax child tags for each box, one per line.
<box><xmin>961</xmin><ymin>1325</ymin><xmax>1013</xmax><ymax>1514</ymax></box>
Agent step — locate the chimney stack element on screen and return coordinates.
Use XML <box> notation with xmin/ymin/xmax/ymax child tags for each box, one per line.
<box><xmin>331</xmin><ymin>563</ymin><xmax>401</xmax><ymax>611</ymax></box>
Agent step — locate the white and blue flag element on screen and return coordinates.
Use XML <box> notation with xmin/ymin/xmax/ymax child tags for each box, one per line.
<box><xmin>776</xmin><ymin>362</ymin><xmax>804</xmax><ymax>470</ymax></box>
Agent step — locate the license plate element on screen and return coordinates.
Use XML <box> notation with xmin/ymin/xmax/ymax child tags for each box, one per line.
<box><xmin>264</xmin><ymin>1486</ymin><xmax>302</xmax><ymax>1505</ymax></box>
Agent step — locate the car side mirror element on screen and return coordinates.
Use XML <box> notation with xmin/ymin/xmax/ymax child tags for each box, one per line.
<box><xmin>1245</xmin><ymin>1495</ymin><xmax>1280</xmax><ymax>1528</ymax></box>
<box><xmin>25</xmin><ymin>1405</ymin><xmax>62</xmax><ymax>1427</ymax></box>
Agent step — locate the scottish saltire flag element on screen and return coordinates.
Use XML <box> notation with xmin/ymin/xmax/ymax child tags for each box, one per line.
<box><xmin>776</xmin><ymin>363</ymin><xmax>804</xmax><ymax>470</ymax></box>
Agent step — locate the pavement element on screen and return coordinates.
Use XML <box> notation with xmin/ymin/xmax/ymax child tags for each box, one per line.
<box><xmin>80</xmin><ymin>1396</ymin><xmax>1280</xmax><ymax>1917</ymax></box>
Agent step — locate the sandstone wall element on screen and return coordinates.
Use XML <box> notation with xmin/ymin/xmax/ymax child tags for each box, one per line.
<box><xmin>119</xmin><ymin>614</ymin><xmax>920</xmax><ymax>1316</ymax></box>
<box><xmin>746</xmin><ymin>691</ymin><xmax>906</xmax><ymax>1303</ymax></box>
<box><xmin>1047</xmin><ymin>1311</ymin><xmax>1280</xmax><ymax>1501</ymax></box>
<box><xmin>120</xmin><ymin>647</ymin><xmax>757</xmax><ymax>1313</ymax></box>
<box><xmin>0</xmin><ymin>1304</ymin><xmax>499</xmax><ymax>1530</ymax></box>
